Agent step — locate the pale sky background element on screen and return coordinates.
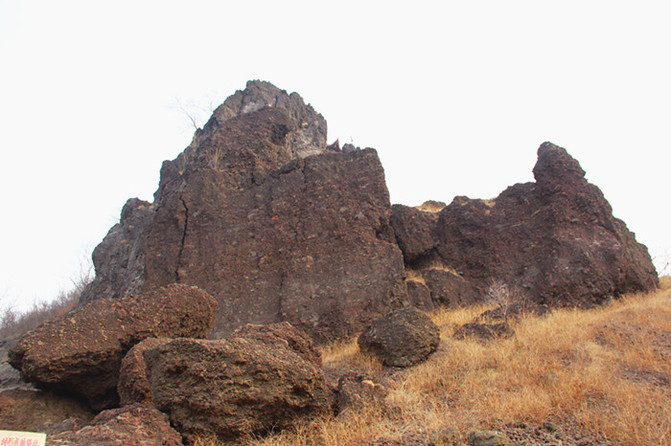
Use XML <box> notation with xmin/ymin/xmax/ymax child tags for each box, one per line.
<box><xmin>1</xmin><ymin>1</ymin><xmax>669</xmax><ymax>313</ymax></box>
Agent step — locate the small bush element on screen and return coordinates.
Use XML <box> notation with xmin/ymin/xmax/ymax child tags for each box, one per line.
<box><xmin>0</xmin><ymin>272</ymin><xmax>92</xmax><ymax>339</ymax></box>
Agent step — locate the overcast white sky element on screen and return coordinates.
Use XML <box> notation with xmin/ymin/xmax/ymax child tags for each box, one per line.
<box><xmin>1</xmin><ymin>1</ymin><xmax>669</xmax><ymax>312</ymax></box>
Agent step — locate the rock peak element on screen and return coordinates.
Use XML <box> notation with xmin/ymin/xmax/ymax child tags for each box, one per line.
<box><xmin>533</xmin><ymin>141</ymin><xmax>587</xmax><ymax>190</ymax></box>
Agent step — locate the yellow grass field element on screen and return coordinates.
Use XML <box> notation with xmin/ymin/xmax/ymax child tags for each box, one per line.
<box><xmin>198</xmin><ymin>277</ymin><xmax>671</xmax><ymax>446</ymax></box>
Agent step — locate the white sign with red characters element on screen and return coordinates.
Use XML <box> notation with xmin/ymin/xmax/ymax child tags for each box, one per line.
<box><xmin>0</xmin><ymin>430</ymin><xmax>46</xmax><ymax>446</ymax></box>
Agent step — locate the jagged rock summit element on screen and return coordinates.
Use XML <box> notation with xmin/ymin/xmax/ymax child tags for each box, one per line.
<box><xmin>81</xmin><ymin>80</ymin><xmax>658</xmax><ymax>345</ymax></box>
<box><xmin>391</xmin><ymin>142</ymin><xmax>659</xmax><ymax>308</ymax></box>
<box><xmin>81</xmin><ymin>80</ymin><xmax>405</xmax><ymax>343</ymax></box>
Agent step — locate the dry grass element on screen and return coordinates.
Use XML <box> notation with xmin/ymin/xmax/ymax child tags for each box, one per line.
<box><xmin>0</xmin><ymin>273</ymin><xmax>91</xmax><ymax>339</ymax></box>
<box><xmin>199</xmin><ymin>279</ymin><xmax>671</xmax><ymax>445</ymax></box>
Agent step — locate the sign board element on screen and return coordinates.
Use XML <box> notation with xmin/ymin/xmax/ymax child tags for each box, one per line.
<box><xmin>0</xmin><ymin>430</ymin><xmax>46</xmax><ymax>446</ymax></box>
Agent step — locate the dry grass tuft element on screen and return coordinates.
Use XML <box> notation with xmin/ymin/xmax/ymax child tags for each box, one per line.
<box><xmin>198</xmin><ymin>283</ymin><xmax>671</xmax><ymax>445</ymax></box>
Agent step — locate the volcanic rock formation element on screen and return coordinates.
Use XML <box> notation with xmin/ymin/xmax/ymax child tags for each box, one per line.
<box><xmin>81</xmin><ymin>80</ymin><xmax>405</xmax><ymax>343</ymax></box>
<box><xmin>391</xmin><ymin>142</ymin><xmax>658</xmax><ymax>307</ymax></box>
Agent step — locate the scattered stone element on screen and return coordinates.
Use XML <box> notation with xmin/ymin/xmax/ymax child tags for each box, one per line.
<box><xmin>477</xmin><ymin>303</ymin><xmax>551</xmax><ymax>323</ymax></box>
<box><xmin>453</xmin><ymin>322</ymin><xmax>514</xmax><ymax>341</ymax></box>
<box><xmin>143</xmin><ymin>326</ymin><xmax>330</xmax><ymax>442</ymax></box>
<box><xmin>9</xmin><ymin>284</ymin><xmax>217</xmax><ymax>410</ymax></box>
<box><xmin>468</xmin><ymin>430</ymin><xmax>514</xmax><ymax>446</ymax></box>
<box><xmin>47</xmin><ymin>403</ymin><xmax>183</xmax><ymax>446</ymax></box>
<box><xmin>0</xmin><ymin>388</ymin><xmax>93</xmax><ymax>432</ymax></box>
<box><xmin>358</xmin><ymin>308</ymin><xmax>440</xmax><ymax>367</ymax></box>
<box><xmin>334</xmin><ymin>373</ymin><xmax>387</xmax><ymax>414</ymax></box>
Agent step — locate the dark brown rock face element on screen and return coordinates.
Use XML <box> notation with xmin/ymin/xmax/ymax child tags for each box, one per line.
<box><xmin>81</xmin><ymin>80</ymin><xmax>405</xmax><ymax>343</ymax></box>
<box><xmin>143</xmin><ymin>325</ymin><xmax>330</xmax><ymax>442</ymax></box>
<box><xmin>47</xmin><ymin>403</ymin><xmax>184</xmax><ymax>446</ymax></box>
<box><xmin>9</xmin><ymin>284</ymin><xmax>217</xmax><ymax>410</ymax></box>
<box><xmin>391</xmin><ymin>142</ymin><xmax>658</xmax><ymax>307</ymax></box>
<box><xmin>358</xmin><ymin>308</ymin><xmax>440</xmax><ymax>367</ymax></box>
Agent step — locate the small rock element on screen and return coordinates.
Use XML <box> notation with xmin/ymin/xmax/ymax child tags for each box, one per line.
<box><xmin>358</xmin><ymin>308</ymin><xmax>440</xmax><ymax>367</ymax></box>
<box><xmin>453</xmin><ymin>322</ymin><xmax>514</xmax><ymax>341</ymax></box>
<box><xmin>334</xmin><ymin>373</ymin><xmax>386</xmax><ymax>413</ymax></box>
<box><xmin>468</xmin><ymin>430</ymin><xmax>514</xmax><ymax>446</ymax></box>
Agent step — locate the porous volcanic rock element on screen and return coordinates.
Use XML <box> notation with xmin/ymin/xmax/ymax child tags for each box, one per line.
<box><xmin>117</xmin><ymin>337</ymin><xmax>170</xmax><ymax>407</ymax></box>
<box><xmin>143</xmin><ymin>327</ymin><xmax>330</xmax><ymax>442</ymax></box>
<box><xmin>0</xmin><ymin>388</ymin><xmax>93</xmax><ymax>432</ymax></box>
<box><xmin>80</xmin><ymin>80</ymin><xmax>405</xmax><ymax>343</ymax></box>
<box><xmin>390</xmin><ymin>204</ymin><xmax>439</xmax><ymax>263</ymax></box>
<box><xmin>47</xmin><ymin>403</ymin><xmax>183</xmax><ymax>446</ymax></box>
<box><xmin>394</xmin><ymin>142</ymin><xmax>658</xmax><ymax>307</ymax></box>
<box><xmin>405</xmin><ymin>280</ymin><xmax>434</xmax><ymax>311</ymax></box>
<box><xmin>358</xmin><ymin>308</ymin><xmax>440</xmax><ymax>367</ymax></box>
<box><xmin>9</xmin><ymin>284</ymin><xmax>217</xmax><ymax>410</ymax></box>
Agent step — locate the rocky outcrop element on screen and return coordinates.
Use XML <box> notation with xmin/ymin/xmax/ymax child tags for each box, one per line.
<box><xmin>143</xmin><ymin>324</ymin><xmax>330</xmax><ymax>442</ymax></box>
<box><xmin>80</xmin><ymin>80</ymin><xmax>405</xmax><ymax>343</ymax></box>
<box><xmin>358</xmin><ymin>308</ymin><xmax>440</xmax><ymax>367</ymax></box>
<box><xmin>9</xmin><ymin>284</ymin><xmax>217</xmax><ymax>410</ymax></box>
<box><xmin>391</xmin><ymin>142</ymin><xmax>658</xmax><ymax>308</ymax></box>
<box><xmin>47</xmin><ymin>403</ymin><xmax>183</xmax><ymax>446</ymax></box>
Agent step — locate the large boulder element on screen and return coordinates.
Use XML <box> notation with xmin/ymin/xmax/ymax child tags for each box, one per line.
<box><xmin>392</xmin><ymin>142</ymin><xmax>658</xmax><ymax>307</ymax></box>
<box><xmin>358</xmin><ymin>308</ymin><xmax>440</xmax><ymax>367</ymax></box>
<box><xmin>142</xmin><ymin>324</ymin><xmax>330</xmax><ymax>442</ymax></box>
<box><xmin>9</xmin><ymin>284</ymin><xmax>217</xmax><ymax>410</ymax></box>
<box><xmin>80</xmin><ymin>80</ymin><xmax>405</xmax><ymax>343</ymax></box>
<box><xmin>47</xmin><ymin>403</ymin><xmax>183</xmax><ymax>446</ymax></box>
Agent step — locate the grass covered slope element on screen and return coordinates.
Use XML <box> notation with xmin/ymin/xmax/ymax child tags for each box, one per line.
<box><xmin>210</xmin><ymin>277</ymin><xmax>671</xmax><ymax>445</ymax></box>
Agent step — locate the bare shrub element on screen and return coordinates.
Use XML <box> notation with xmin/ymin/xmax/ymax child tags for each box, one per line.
<box><xmin>0</xmin><ymin>268</ymin><xmax>93</xmax><ymax>339</ymax></box>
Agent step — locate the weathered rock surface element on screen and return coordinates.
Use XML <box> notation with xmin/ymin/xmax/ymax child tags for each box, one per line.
<box><xmin>117</xmin><ymin>337</ymin><xmax>170</xmax><ymax>407</ymax></box>
<box><xmin>453</xmin><ymin>322</ymin><xmax>514</xmax><ymax>341</ymax></box>
<box><xmin>334</xmin><ymin>373</ymin><xmax>387</xmax><ymax>414</ymax></box>
<box><xmin>358</xmin><ymin>308</ymin><xmax>440</xmax><ymax>367</ymax></box>
<box><xmin>468</xmin><ymin>430</ymin><xmax>514</xmax><ymax>446</ymax></box>
<box><xmin>0</xmin><ymin>388</ymin><xmax>93</xmax><ymax>432</ymax></box>
<box><xmin>9</xmin><ymin>284</ymin><xmax>217</xmax><ymax>410</ymax></box>
<box><xmin>392</xmin><ymin>142</ymin><xmax>658</xmax><ymax>307</ymax></box>
<box><xmin>143</xmin><ymin>324</ymin><xmax>330</xmax><ymax>442</ymax></box>
<box><xmin>47</xmin><ymin>403</ymin><xmax>183</xmax><ymax>446</ymax></box>
<box><xmin>81</xmin><ymin>80</ymin><xmax>405</xmax><ymax>343</ymax></box>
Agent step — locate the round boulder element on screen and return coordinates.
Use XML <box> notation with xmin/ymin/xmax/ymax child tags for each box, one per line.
<box><xmin>358</xmin><ymin>308</ymin><xmax>440</xmax><ymax>367</ymax></box>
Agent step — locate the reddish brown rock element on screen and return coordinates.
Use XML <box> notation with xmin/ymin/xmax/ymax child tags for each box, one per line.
<box><xmin>80</xmin><ymin>81</ymin><xmax>405</xmax><ymax>343</ymax></box>
<box><xmin>143</xmin><ymin>331</ymin><xmax>330</xmax><ymax>442</ymax></box>
<box><xmin>405</xmin><ymin>280</ymin><xmax>434</xmax><ymax>311</ymax></box>
<box><xmin>9</xmin><ymin>284</ymin><xmax>217</xmax><ymax>410</ymax></box>
<box><xmin>0</xmin><ymin>388</ymin><xmax>93</xmax><ymax>432</ymax></box>
<box><xmin>232</xmin><ymin>322</ymin><xmax>322</xmax><ymax>367</ymax></box>
<box><xmin>334</xmin><ymin>373</ymin><xmax>387</xmax><ymax>414</ymax></box>
<box><xmin>358</xmin><ymin>308</ymin><xmax>440</xmax><ymax>367</ymax></box>
<box><xmin>117</xmin><ymin>338</ymin><xmax>170</xmax><ymax>407</ymax></box>
<box><xmin>47</xmin><ymin>403</ymin><xmax>183</xmax><ymax>446</ymax></box>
